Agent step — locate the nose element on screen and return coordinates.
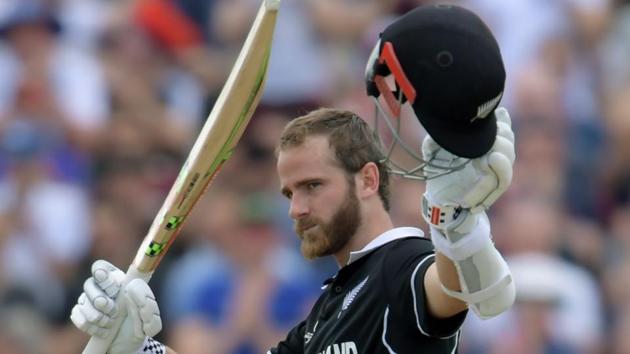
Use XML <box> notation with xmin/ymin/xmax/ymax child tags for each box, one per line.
<box><xmin>288</xmin><ymin>194</ymin><xmax>309</xmax><ymax>220</ymax></box>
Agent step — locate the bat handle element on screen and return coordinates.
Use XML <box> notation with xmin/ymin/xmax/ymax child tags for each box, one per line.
<box><xmin>82</xmin><ymin>265</ymin><xmax>153</xmax><ymax>354</ymax></box>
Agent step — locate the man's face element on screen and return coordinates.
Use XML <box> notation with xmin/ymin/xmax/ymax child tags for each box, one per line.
<box><xmin>277</xmin><ymin>135</ymin><xmax>361</xmax><ymax>259</ymax></box>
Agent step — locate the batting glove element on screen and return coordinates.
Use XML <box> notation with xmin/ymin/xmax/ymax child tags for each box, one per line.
<box><xmin>421</xmin><ymin>107</ymin><xmax>515</xmax><ymax>235</ymax></box>
<box><xmin>70</xmin><ymin>260</ymin><xmax>163</xmax><ymax>354</ymax></box>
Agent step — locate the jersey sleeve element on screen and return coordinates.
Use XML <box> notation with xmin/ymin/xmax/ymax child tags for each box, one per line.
<box><xmin>268</xmin><ymin>320</ymin><xmax>306</xmax><ymax>354</ymax></box>
<box><xmin>382</xmin><ymin>238</ymin><xmax>467</xmax><ymax>338</ymax></box>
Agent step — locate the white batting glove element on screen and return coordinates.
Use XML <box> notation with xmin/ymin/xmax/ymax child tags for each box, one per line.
<box><xmin>70</xmin><ymin>260</ymin><xmax>163</xmax><ymax>354</ymax></box>
<box><xmin>421</xmin><ymin>107</ymin><xmax>515</xmax><ymax>235</ymax></box>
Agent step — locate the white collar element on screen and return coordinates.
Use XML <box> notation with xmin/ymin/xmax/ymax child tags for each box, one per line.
<box><xmin>347</xmin><ymin>227</ymin><xmax>425</xmax><ymax>265</ymax></box>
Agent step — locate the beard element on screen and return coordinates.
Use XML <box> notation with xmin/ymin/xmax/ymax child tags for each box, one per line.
<box><xmin>294</xmin><ymin>184</ymin><xmax>361</xmax><ymax>260</ymax></box>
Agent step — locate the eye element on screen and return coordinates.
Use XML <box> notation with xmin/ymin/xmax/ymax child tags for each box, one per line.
<box><xmin>307</xmin><ymin>182</ymin><xmax>321</xmax><ymax>190</ymax></box>
<box><xmin>282</xmin><ymin>190</ymin><xmax>293</xmax><ymax>200</ymax></box>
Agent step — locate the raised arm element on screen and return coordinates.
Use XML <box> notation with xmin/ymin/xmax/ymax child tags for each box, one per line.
<box><xmin>421</xmin><ymin>107</ymin><xmax>516</xmax><ymax>320</ymax></box>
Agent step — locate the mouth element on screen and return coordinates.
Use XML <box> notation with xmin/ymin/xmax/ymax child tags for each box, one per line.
<box><xmin>297</xmin><ymin>223</ymin><xmax>317</xmax><ymax>235</ymax></box>
<box><xmin>301</xmin><ymin>225</ymin><xmax>316</xmax><ymax>233</ymax></box>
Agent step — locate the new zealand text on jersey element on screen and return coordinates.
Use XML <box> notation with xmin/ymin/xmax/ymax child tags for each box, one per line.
<box><xmin>317</xmin><ymin>341</ymin><xmax>358</xmax><ymax>354</ymax></box>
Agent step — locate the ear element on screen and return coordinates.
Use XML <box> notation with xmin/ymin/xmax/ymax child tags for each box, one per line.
<box><xmin>356</xmin><ymin>162</ymin><xmax>380</xmax><ymax>199</ymax></box>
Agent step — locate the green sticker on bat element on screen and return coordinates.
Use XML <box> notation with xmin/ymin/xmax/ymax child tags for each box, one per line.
<box><xmin>166</xmin><ymin>216</ymin><xmax>184</xmax><ymax>230</ymax></box>
<box><xmin>145</xmin><ymin>241</ymin><xmax>165</xmax><ymax>257</ymax></box>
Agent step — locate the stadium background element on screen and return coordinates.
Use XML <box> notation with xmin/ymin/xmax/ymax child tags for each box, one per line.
<box><xmin>0</xmin><ymin>0</ymin><xmax>628</xmax><ymax>353</ymax></box>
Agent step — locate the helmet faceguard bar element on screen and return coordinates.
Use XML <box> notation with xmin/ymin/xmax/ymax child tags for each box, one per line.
<box><xmin>368</xmin><ymin>40</ymin><xmax>470</xmax><ymax>181</ymax></box>
<box><xmin>373</xmin><ymin>41</ymin><xmax>417</xmax><ymax>117</ymax></box>
<box><xmin>372</xmin><ymin>95</ymin><xmax>470</xmax><ymax>181</ymax></box>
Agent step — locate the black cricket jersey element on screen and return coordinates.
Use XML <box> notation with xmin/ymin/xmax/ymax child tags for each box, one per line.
<box><xmin>269</xmin><ymin>227</ymin><xmax>467</xmax><ymax>354</ymax></box>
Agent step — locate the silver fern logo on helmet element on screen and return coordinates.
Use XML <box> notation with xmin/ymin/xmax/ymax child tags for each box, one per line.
<box><xmin>472</xmin><ymin>92</ymin><xmax>503</xmax><ymax>122</ymax></box>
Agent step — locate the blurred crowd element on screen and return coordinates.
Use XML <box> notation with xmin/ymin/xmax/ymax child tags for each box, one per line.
<box><xmin>0</xmin><ymin>0</ymin><xmax>628</xmax><ymax>353</ymax></box>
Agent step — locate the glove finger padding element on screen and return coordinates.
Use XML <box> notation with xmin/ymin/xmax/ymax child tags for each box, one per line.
<box><xmin>495</xmin><ymin>108</ymin><xmax>515</xmax><ymax>164</ymax></box>
<box><xmin>482</xmin><ymin>149</ymin><xmax>513</xmax><ymax>207</ymax></box>
<box><xmin>71</xmin><ymin>292</ymin><xmax>113</xmax><ymax>338</ymax></box>
<box><xmin>465</xmin><ymin>142</ymin><xmax>514</xmax><ymax>212</ymax></box>
<box><xmin>424</xmin><ymin>107</ymin><xmax>516</xmax><ymax>212</ymax></box>
<box><xmin>83</xmin><ymin>276</ymin><xmax>118</xmax><ymax>318</ymax></box>
<box><xmin>463</xmin><ymin>158</ymin><xmax>498</xmax><ymax>212</ymax></box>
<box><xmin>71</xmin><ymin>260</ymin><xmax>127</xmax><ymax>339</ymax></box>
<box><xmin>92</xmin><ymin>259</ymin><xmax>125</xmax><ymax>298</ymax></box>
<box><xmin>494</xmin><ymin>128</ymin><xmax>515</xmax><ymax>164</ymax></box>
<box><xmin>495</xmin><ymin>107</ymin><xmax>512</xmax><ymax>126</ymax></box>
<box><xmin>497</xmin><ymin>121</ymin><xmax>515</xmax><ymax>146</ymax></box>
<box><xmin>124</xmin><ymin>279</ymin><xmax>163</xmax><ymax>339</ymax></box>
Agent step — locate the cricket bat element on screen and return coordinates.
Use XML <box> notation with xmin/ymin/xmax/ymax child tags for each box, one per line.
<box><xmin>82</xmin><ymin>0</ymin><xmax>281</xmax><ymax>352</ymax></box>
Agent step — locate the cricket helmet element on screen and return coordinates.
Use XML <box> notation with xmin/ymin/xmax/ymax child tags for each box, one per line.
<box><xmin>365</xmin><ymin>4</ymin><xmax>505</xmax><ymax>161</ymax></box>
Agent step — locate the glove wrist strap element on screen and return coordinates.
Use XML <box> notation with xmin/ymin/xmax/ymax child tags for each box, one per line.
<box><xmin>421</xmin><ymin>193</ymin><xmax>478</xmax><ymax>235</ymax></box>
<box><xmin>429</xmin><ymin>213</ymin><xmax>491</xmax><ymax>261</ymax></box>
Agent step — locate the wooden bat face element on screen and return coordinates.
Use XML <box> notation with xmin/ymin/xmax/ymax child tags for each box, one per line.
<box><xmin>133</xmin><ymin>0</ymin><xmax>280</xmax><ymax>274</ymax></box>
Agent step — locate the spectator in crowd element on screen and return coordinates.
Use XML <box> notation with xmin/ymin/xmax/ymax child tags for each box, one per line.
<box><xmin>0</xmin><ymin>1</ymin><xmax>628</xmax><ymax>353</ymax></box>
<box><xmin>0</xmin><ymin>121</ymin><xmax>91</xmax><ymax>324</ymax></box>
<box><xmin>0</xmin><ymin>0</ymin><xmax>109</xmax><ymax>155</ymax></box>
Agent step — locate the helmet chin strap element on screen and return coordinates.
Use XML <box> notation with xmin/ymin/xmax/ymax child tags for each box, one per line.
<box><xmin>371</xmin><ymin>93</ymin><xmax>470</xmax><ymax>181</ymax></box>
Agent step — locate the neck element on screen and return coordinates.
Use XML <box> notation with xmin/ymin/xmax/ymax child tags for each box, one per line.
<box><xmin>333</xmin><ymin>207</ymin><xmax>394</xmax><ymax>267</ymax></box>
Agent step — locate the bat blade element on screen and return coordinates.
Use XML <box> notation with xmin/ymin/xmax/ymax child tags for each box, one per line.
<box><xmin>82</xmin><ymin>1</ymin><xmax>281</xmax><ymax>353</ymax></box>
<box><xmin>134</xmin><ymin>0</ymin><xmax>279</xmax><ymax>274</ymax></box>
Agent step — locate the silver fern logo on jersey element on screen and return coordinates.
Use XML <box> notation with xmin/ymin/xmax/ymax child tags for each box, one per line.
<box><xmin>304</xmin><ymin>320</ymin><xmax>318</xmax><ymax>345</ymax></box>
<box><xmin>472</xmin><ymin>92</ymin><xmax>503</xmax><ymax>122</ymax></box>
<box><xmin>338</xmin><ymin>276</ymin><xmax>369</xmax><ymax>318</ymax></box>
